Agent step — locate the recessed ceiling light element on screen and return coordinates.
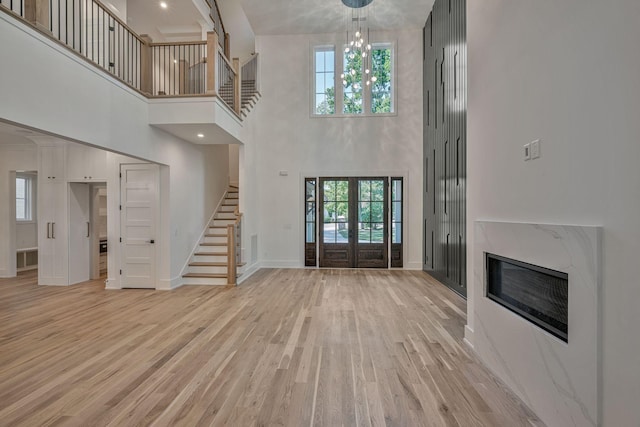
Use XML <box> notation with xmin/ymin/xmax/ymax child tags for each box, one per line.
<box><xmin>159</xmin><ymin>1</ymin><xmax>167</xmax><ymax>9</ymax></box>
<box><xmin>197</xmin><ymin>133</ymin><xmax>204</xmax><ymax>138</ymax></box>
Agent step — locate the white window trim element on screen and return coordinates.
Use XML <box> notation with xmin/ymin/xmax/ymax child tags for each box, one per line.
<box><xmin>16</xmin><ymin>173</ymin><xmax>36</xmax><ymax>223</ymax></box>
<box><xmin>310</xmin><ymin>39</ymin><xmax>397</xmax><ymax>118</ymax></box>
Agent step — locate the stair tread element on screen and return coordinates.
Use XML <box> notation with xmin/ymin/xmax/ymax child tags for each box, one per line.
<box><xmin>182</xmin><ymin>273</ymin><xmax>227</xmax><ymax>278</ymax></box>
<box><xmin>188</xmin><ymin>261</ymin><xmax>246</xmax><ymax>267</ymax></box>
<box><xmin>204</xmin><ymin>233</ymin><xmax>226</xmax><ymax>237</ymax></box>
<box><xmin>199</xmin><ymin>243</ymin><xmax>227</xmax><ymax>246</ymax></box>
<box><xmin>194</xmin><ymin>252</ymin><xmax>228</xmax><ymax>256</ymax></box>
<box><xmin>189</xmin><ymin>262</ymin><xmax>228</xmax><ymax>266</ymax></box>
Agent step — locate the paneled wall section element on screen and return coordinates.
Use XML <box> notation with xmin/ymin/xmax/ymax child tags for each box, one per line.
<box><xmin>423</xmin><ymin>0</ymin><xmax>467</xmax><ymax>296</ymax></box>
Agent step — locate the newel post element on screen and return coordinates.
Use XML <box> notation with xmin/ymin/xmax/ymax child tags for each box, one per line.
<box><xmin>24</xmin><ymin>0</ymin><xmax>49</xmax><ymax>32</ymax></box>
<box><xmin>207</xmin><ymin>31</ymin><xmax>219</xmax><ymax>95</ymax></box>
<box><xmin>233</xmin><ymin>57</ymin><xmax>241</xmax><ymax>114</ymax></box>
<box><xmin>140</xmin><ymin>34</ymin><xmax>153</xmax><ymax>96</ymax></box>
<box><xmin>227</xmin><ymin>224</ymin><xmax>236</xmax><ymax>285</ymax></box>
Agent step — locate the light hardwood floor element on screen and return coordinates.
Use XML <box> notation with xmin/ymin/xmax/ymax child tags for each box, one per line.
<box><xmin>0</xmin><ymin>269</ymin><xmax>542</xmax><ymax>426</ymax></box>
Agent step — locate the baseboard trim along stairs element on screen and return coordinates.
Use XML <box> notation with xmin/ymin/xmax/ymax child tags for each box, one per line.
<box><xmin>182</xmin><ymin>187</ymin><xmax>244</xmax><ymax>285</ymax></box>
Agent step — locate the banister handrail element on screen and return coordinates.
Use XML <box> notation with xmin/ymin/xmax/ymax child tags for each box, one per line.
<box><xmin>218</xmin><ymin>49</ymin><xmax>235</xmax><ymax>73</ymax></box>
<box><xmin>91</xmin><ymin>0</ymin><xmax>146</xmax><ymax>44</ymax></box>
<box><xmin>1</xmin><ymin>0</ymin><xmax>248</xmax><ymax>118</ymax></box>
<box><xmin>240</xmin><ymin>53</ymin><xmax>258</xmax><ymax>68</ymax></box>
<box><xmin>149</xmin><ymin>41</ymin><xmax>207</xmax><ymax>47</ymax></box>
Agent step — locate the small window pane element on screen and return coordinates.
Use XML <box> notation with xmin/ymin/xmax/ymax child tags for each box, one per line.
<box><xmin>306</xmin><ymin>180</ymin><xmax>316</xmax><ymax>199</ymax></box>
<box><xmin>392</xmin><ymin>223</ymin><xmax>402</xmax><ymax>244</ymax></box>
<box><xmin>306</xmin><ymin>202</ymin><xmax>315</xmax><ymax>222</ymax></box>
<box><xmin>315</xmin><ymin>50</ymin><xmax>324</xmax><ymax>70</ymax></box>
<box><xmin>306</xmin><ymin>223</ymin><xmax>315</xmax><ymax>243</ymax></box>
<box><xmin>336</xmin><ymin>181</ymin><xmax>349</xmax><ymax>201</ymax></box>
<box><xmin>359</xmin><ymin>202</ymin><xmax>370</xmax><ymax>223</ymax></box>
<box><xmin>324</xmin><ymin>202</ymin><xmax>336</xmax><ymax>222</ymax></box>
<box><xmin>324</xmin><ymin>181</ymin><xmax>336</xmax><ymax>201</ymax></box>
<box><xmin>323</xmin><ymin>223</ymin><xmax>337</xmax><ymax>243</ymax></box>
<box><xmin>371</xmin><ymin>202</ymin><xmax>384</xmax><ymax>222</ymax></box>
<box><xmin>337</xmin><ymin>222</ymin><xmax>349</xmax><ymax>243</ymax></box>
<box><xmin>392</xmin><ymin>180</ymin><xmax>402</xmax><ymax>201</ymax></box>
<box><xmin>325</xmin><ymin>51</ymin><xmax>334</xmax><ymax>72</ymax></box>
<box><xmin>371</xmin><ymin>180</ymin><xmax>384</xmax><ymax>201</ymax></box>
<box><xmin>358</xmin><ymin>225</ymin><xmax>371</xmax><ymax>243</ymax></box>
<box><xmin>392</xmin><ymin>201</ymin><xmax>402</xmax><ymax>222</ymax></box>
<box><xmin>16</xmin><ymin>199</ymin><xmax>26</xmax><ymax>220</ymax></box>
<box><xmin>359</xmin><ymin>180</ymin><xmax>370</xmax><ymax>201</ymax></box>
<box><xmin>16</xmin><ymin>178</ymin><xmax>25</xmax><ymax>198</ymax></box>
<box><xmin>336</xmin><ymin>202</ymin><xmax>349</xmax><ymax>221</ymax></box>
<box><xmin>316</xmin><ymin>73</ymin><xmax>325</xmax><ymax>93</ymax></box>
<box><xmin>372</xmin><ymin>224</ymin><xmax>384</xmax><ymax>243</ymax></box>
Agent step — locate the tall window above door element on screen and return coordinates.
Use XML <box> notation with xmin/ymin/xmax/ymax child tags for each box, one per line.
<box><xmin>312</xmin><ymin>42</ymin><xmax>395</xmax><ymax>117</ymax></box>
<box><xmin>314</xmin><ymin>46</ymin><xmax>336</xmax><ymax>115</ymax></box>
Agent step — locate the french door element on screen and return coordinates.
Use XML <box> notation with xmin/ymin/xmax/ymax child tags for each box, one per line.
<box><xmin>318</xmin><ymin>177</ymin><xmax>389</xmax><ymax>268</ymax></box>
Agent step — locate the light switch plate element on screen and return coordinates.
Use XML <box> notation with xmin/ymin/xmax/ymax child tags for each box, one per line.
<box><xmin>523</xmin><ymin>143</ymin><xmax>531</xmax><ymax>161</ymax></box>
<box><xmin>531</xmin><ymin>139</ymin><xmax>541</xmax><ymax>159</ymax></box>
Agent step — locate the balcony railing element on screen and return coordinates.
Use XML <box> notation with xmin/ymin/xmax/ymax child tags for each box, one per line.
<box><xmin>1</xmin><ymin>0</ymin><xmax>250</xmax><ymax>117</ymax></box>
<box><xmin>151</xmin><ymin>41</ymin><xmax>206</xmax><ymax>96</ymax></box>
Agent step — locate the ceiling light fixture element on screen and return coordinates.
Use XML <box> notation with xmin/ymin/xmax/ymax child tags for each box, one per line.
<box><xmin>159</xmin><ymin>1</ymin><xmax>167</xmax><ymax>9</ymax></box>
<box><xmin>197</xmin><ymin>133</ymin><xmax>204</xmax><ymax>138</ymax></box>
<box><xmin>340</xmin><ymin>0</ymin><xmax>374</xmax><ymax>90</ymax></box>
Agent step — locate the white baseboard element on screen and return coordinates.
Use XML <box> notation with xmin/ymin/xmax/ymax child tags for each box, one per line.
<box><xmin>403</xmin><ymin>261</ymin><xmax>423</xmax><ymax>270</ymax></box>
<box><xmin>237</xmin><ymin>261</ymin><xmax>261</xmax><ymax>284</ymax></box>
<box><xmin>104</xmin><ymin>278</ymin><xmax>120</xmax><ymax>289</ymax></box>
<box><xmin>464</xmin><ymin>325</ymin><xmax>474</xmax><ymax>349</ymax></box>
<box><xmin>0</xmin><ymin>268</ymin><xmax>11</xmax><ymax>278</ymax></box>
<box><xmin>259</xmin><ymin>260</ymin><xmax>305</xmax><ymax>269</ymax></box>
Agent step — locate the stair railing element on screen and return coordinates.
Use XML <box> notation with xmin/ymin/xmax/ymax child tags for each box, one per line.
<box><xmin>1</xmin><ymin>0</ymin><xmax>241</xmax><ymax>113</ymax></box>
<box><xmin>226</xmin><ymin>207</ymin><xmax>242</xmax><ymax>285</ymax></box>
<box><xmin>150</xmin><ymin>41</ymin><xmax>207</xmax><ymax>96</ymax></box>
<box><xmin>241</xmin><ymin>53</ymin><xmax>259</xmax><ymax>96</ymax></box>
<box><xmin>206</xmin><ymin>31</ymin><xmax>238</xmax><ymax>113</ymax></box>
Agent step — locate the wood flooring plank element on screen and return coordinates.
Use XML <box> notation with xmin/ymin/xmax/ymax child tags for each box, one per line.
<box><xmin>0</xmin><ymin>269</ymin><xmax>544</xmax><ymax>427</ymax></box>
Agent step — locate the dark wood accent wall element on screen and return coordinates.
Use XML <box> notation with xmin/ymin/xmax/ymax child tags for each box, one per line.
<box><xmin>423</xmin><ymin>0</ymin><xmax>467</xmax><ymax>297</ymax></box>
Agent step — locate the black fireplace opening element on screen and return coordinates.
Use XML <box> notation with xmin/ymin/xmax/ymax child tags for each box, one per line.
<box><xmin>485</xmin><ymin>253</ymin><xmax>568</xmax><ymax>342</ymax></box>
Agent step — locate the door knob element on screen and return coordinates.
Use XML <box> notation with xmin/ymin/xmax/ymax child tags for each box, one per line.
<box><xmin>149</xmin><ymin>239</ymin><xmax>155</xmax><ymax>244</ymax></box>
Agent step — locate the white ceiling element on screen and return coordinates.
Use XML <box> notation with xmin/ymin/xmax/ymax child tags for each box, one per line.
<box><xmin>237</xmin><ymin>0</ymin><xmax>435</xmax><ymax>35</ymax></box>
<box><xmin>126</xmin><ymin>0</ymin><xmax>209</xmax><ymax>42</ymax></box>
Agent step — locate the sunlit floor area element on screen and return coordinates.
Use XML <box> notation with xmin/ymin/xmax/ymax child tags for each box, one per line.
<box><xmin>0</xmin><ymin>269</ymin><xmax>542</xmax><ymax>426</ymax></box>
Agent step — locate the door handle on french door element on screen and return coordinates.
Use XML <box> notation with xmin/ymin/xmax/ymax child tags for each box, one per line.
<box><xmin>149</xmin><ymin>239</ymin><xmax>155</xmax><ymax>244</ymax></box>
<box><xmin>348</xmin><ymin>229</ymin><xmax>353</xmax><ymax>238</ymax></box>
<box><xmin>52</xmin><ymin>222</ymin><xmax>55</xmax><ymax>239</ymax></box>
<box><xmin>47</xmin><ymin>222</ymin><xmax>51</xmax><ymax>239</ymax></box>
<box><xmin>87</xmin><ymin>222</ymin><xmax>90</xmax><ymax>238</ymax></box>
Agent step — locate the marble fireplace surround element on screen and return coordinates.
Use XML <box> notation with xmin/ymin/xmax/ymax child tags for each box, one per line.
<box><xmin>473</xmin><ymin>221</ymin><xmax>601</xmax><ymax>427</ymax></box>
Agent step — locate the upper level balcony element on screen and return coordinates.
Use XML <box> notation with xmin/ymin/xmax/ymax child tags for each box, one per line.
<box><xmin>0</xmin><ymin>0</ymin><xmax>260</xmax><ymax>146</ymax></box>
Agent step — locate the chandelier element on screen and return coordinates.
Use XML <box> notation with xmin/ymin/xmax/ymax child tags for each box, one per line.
<box><xmin>340</xmin><ymin>0</ymin><xmax>376</xmax><ymax>90</ymax></box>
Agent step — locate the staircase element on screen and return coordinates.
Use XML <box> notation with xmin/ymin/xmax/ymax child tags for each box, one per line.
<box><xmin>217</xmin><ymin>79</ymin><xmax>260</xmax><ymax>117</ymax></box>
<box><xmin>240</xmin><ymin>79</ymin><xmax>261</xmax><ymax>117</ymax></box>
<box><xmin>182</xmin><ymin>187</ymin><xmax>242</xmax><ymax>285</ymax></box>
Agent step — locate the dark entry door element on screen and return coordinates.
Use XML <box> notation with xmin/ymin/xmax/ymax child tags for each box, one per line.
<box><xmin>319</xmin><ymin>177</ymin><xmax>388</xmax><ymax>268</ymax></box>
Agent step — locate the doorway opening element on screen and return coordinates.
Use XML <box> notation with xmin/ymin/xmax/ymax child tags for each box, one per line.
<box><xmin>68</xmin><ymin>182</ymin><xmax>108</xmax><ymax>285</ymax></box>
<box><xmin>305</xmin><ymin>176</ymin><xmax>403</xmax><ymax>268</ymax></box>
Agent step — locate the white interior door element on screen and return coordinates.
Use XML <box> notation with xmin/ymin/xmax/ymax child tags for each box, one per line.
<box><xmin>120</xmin><ymin>164</ymin><xmax>158</xmax><ymax>289</ymax></box>
<box><xmin>68</xmin><ymin>183</ymin><xmax>90</xmax><ymax>285</ymax></box>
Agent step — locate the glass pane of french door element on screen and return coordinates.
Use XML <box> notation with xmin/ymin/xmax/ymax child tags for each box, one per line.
<box><xmin>319</xmin><ymin>178</ymin><xmax>353</xmax><ymax>267</ymax></box>
<box><xmin>318</xmin><ymin>177</ymin><xmax>389</xmax><ymax>268</ymax></box>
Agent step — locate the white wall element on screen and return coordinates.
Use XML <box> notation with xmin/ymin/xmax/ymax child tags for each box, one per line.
<box><xmin>0</xmin><ymin>140</ymin><xmax>38</xmax><ymax>277</ymax></box>
<box><xmin>249</xmin><ymin>29</ymin><xmax>423</xmax><ymax>268</ymax></box>
<box><xmin>0</xmin><ymin>15</ymin><xmax>230</xmax><ymax>287</ymax></box>
<box><xmin>467</xmin><ymin>1</ymin><xmax>640</xmax><ymax>425</ymax></box>
<box><xmin>217</xmin><ymin>0</ymin><xmax>255</xmax><ymax>60</ymax></box>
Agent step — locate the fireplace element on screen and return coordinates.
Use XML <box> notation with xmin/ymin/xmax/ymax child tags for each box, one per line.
<box><xmin>485</xmin><ymin>253</ymin><xmax>568</xmax><ymax>342</ymax></box>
